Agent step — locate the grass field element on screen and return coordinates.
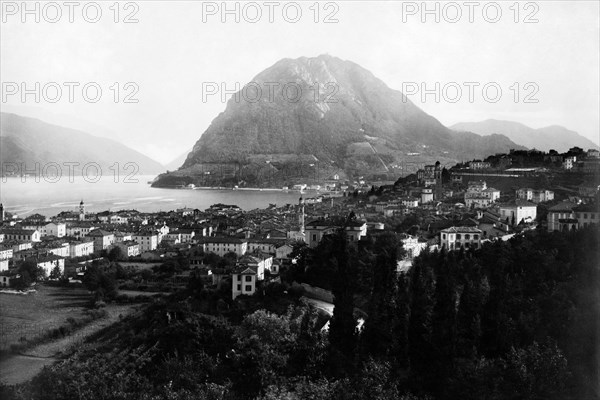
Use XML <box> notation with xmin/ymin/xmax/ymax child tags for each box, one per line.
<box><xmin>0</xmin><ymin>284</ymin><xmax>92</xmax><ymax>353</ymax></box>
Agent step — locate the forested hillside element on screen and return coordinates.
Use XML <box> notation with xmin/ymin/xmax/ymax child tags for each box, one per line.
<box><xmin>1</xmin><ymin>227</ymin><xmax>598</xmax><ymax>400</ymax></box>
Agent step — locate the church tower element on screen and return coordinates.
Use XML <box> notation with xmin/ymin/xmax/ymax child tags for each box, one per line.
<box><xmin>434</xmin><ymin>161</ymin><xmax>443</xmax><ymax>200</ymax></box>
<box><xmin>79</xmin><ymin>200</ymin><xmax>85</xmax><ymax>221</ymax></box>
<box><xmin>0</xmin><ymin>203</ymin><xmax>4</xmax><ymax>222</ymax></box>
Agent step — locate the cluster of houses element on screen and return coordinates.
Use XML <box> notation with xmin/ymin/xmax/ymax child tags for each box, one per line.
<box><xmin>0</xmin><ymin>148</ymin><xmax>598</xmax><ymax>297</ymax></box>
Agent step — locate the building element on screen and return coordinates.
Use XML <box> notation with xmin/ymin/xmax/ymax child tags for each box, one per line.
<box><xmin>421</xmin><ymin>188</ymin><xmax>434</xmax><ymax>204</ymax></box>
<box><xmin>200</xmin><ymin>237</ymin><xmax>248</xmax><ymax>257</ymax></box>
<box><xmin>304</xmin><ymin>219</ymin><xmax>367</xmax><ymax>248</ymax></box>
<box><xmin>499</xmin><ymin>200</ymin><xmax>537</xmax><ymax>226</ymax></box>
<box><xmin>0</xmin><ymin>228</ymin><xmax>41</xmax><ymax>242</ymax></box>
<box><xmin>465</xmin><ymin>181</ymin><xmax>500</xmax><ymax>208</ymax></box>
<box><xmin>26</xmin><ymin>255</ymin><xmax>65</xmax><ymax>277</ymax></box>
<box><xmin>87</xmin><ymin>229</ymin><xmax>116</xmax><ymax>253</ymax></box>
<box><xmin>42</xmin><ymin>222</ymin><xmax>66</xmax><ymax>238</ymax></box>
<box><xmin>563</xmin><ymin>156</ymin><xmax>576</xmax><ymax>170</ymax></box>
<box><xmin>0</xmin><ymin>246</ymin><xmax>14</xmax><ymax>260</ymax></box>
<box><xmin>132</xmin><ymin>231</ymin><xmax>159</xmax><ymax>252</ymax></box>
<box><xmin>547</xmin><ymin>201</ymin><xmax>577</xmax><ymax>232</ymax></box>
<box><xmin>440</xmin><ymin>226</ymin><xmax>482</xmax><ymax>250</ymax></box>
<box><xmin>468</xmin><ymin>160</ymin><xmax>491</xmax><ymax>170</ymax></box>
<box><xmin>0</xmin><ymin>274</ymin><xmax>11</xmax><ymax>287</ymax></box>
<box><xmin>516</xmin><ymin>188</ymin><xmax>554</xmax><ymax>203</ymax></box>
<box><xmin>231</xmin><ymin>266</ymin><xmax>258</xmax><ymax>299</ymax></box>
<box><xmin>275</xmin><ymin>243</ymin><xmax>294</xmax><ymax>260</ymax></box>
<box><xmin>69</xmin><ymin>240</ymin><xmax>95</xmax><ymax>258</ymax></box>
<box><xmin>573</xmin><ymin>203</ymin><xmax>599</xmax><ymax>229</ymax></box>
<box><xmin>66</xmin><ymin>222</ymin><xmax>97</xmax><ymax>238</ymax></box>
<box><xmin>114</xmin><ymin>240</ymin><xmax>141</xmax><ymax>258</ymax></box>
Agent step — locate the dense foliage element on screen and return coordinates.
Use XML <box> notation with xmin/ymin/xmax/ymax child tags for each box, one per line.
<box><xmin>1</xmin><ymin>227</ymin><xmax>598</xmax><ymax>399</ymax></box>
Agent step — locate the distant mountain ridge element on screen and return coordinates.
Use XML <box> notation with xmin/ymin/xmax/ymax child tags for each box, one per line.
<box><xmin>155</xmin><ymin>55</ymin><xmax>523</xmax><ymax>187</ymax></box>
<box><xmin>450</xmin><ymin>119</ymin><xmax>599</xmax><ymax>152</ymax></box>
<box><xmin>0</xmin><ymin>113</ymin><xmax>164</xmax><ymax>176</ymax></box>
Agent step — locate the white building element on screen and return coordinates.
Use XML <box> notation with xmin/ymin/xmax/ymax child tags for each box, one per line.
<box><xmin>42</xmin><ymin>222</ymin><xmax>66</xmax><ymax>238</ymax></box>
<box><xmin>87</xmin><ymin>229</ymin><xmax>116</xmax><ymax>253</ymax></box>
<box><xmin>69</xmin><ymin>240</ymin><xmax>95</xmax><ymax>258</ymax></box>
<box><xmin>200</xmin><ymin>237</ymin><xmax>248</xmax><ymax>257</ymax></box>
<box><xmin>133</xmin><ymin>231</ymin><xmax>159</xmax><ymax>252</ymax></box>
<box><xmin>0</xmin><ymin>228</ymin><xmax>41</xmax><ymax>242</ymax></box>
<box><xmin>499</xmin><ymin>200</ymin><xmax>537</xmax><ymax>226</ymax></box>
<box><xmin>440</xmin><ymin>227</ymin><xmax>483</xmax><ymax>251</ymax></box>
<box><xmin>304</xmin><ymin>219</ymin><xmax>367</xmax><ymax>248</ymax></box>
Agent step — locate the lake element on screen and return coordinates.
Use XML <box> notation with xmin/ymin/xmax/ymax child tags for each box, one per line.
<box><xmin>0</xmin><ymin>176</ymin><xmax>304</xmax><ymax>218</ymax></box>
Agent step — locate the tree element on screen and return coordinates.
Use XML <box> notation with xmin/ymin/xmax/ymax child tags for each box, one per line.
<box><xmin>361</xmin><ymin>233</ymin><xmax>403</xmax><ymax>359</ymax></box>
<box><xmin>49</xmin><ymin>264</ymin><xmax>62</xmax><ymax>280</ymax></box>
<box><xmin>327</xmin><ymin>227</ymin><xmax>358</xmax><ymax>376</ymax></box>
<box><xmin>108</xmin><ymin>246</ymin><xmax>124</xmax><ymax>261</ymax></box>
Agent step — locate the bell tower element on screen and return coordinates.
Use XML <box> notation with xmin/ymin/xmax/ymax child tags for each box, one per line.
<box><xmin>79</xmin><ymin>200</ymin><xmax>85</xmax><ymax>221</ymax></box>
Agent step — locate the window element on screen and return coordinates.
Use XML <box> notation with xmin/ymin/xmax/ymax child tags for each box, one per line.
<box><xmin>465</xmin><ymin>234</ymin><xmax>470</xmax><ymax>240</ymax></box>
<box><xmin>312</xmin><ymin>234</ymin><xmax>317</xmax><ymax>241</ymax></box>
<box><xmin>442</xmin><ymin>234</ymin><xmax>446</xmax><ymax>239</ymax></box>
<box><xmin>245</xmin><ymin>275</ymin><xmax>252</xmax><ymax>282</ymax></box>
<box><xmin>237</xmin><ymin>284</ymin><xmax>241</xmax><ymax>291</ymax></box>
<box><xmin>592</xmin><ymin>214</ymin><xmax>596</xmax><ymax>219</ymax></box>
<box><xmin>584</xmin><ymin>213</ymin><xmax>588</xmax><ymax>219</ymax></box>
<box><xmin>456</xmin><ymin>234</ymin><xmax>461</xmax><ymax>240</ymax></box>
<box><xmin>245</xmin><ymin>285</ymin><xmax>252</xmax><ymax>292</ymax></box>
<box><xmin>474</xmin><ymin>234</ymin><xmax>479</xmax><ymax>239</ymax></box>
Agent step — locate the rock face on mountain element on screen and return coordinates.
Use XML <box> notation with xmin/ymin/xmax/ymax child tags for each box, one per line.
<box><xmin>0</xmin><ymin>113</ymin><xmax>164</xmax><ymax>176</ymax></box>
<box><xmin>450</xmin><ymin>119</ymin><xmax>599</xmax><ymax>153</ymax></box>
<box><xmin>155</xmin><ymin>55</ymin><xmax>522</xmax><ymax>187</ymax></box>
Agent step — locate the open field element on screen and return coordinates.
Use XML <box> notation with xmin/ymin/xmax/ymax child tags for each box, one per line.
<box><xmin>0</xmin><ymin>285</ymin><xmax>91</xmax><ymax>353</ymax></box>
<box><xmin>0</xmin><ymin>285</ymin><xmax>140</xmax><ymax>385</ymax></box>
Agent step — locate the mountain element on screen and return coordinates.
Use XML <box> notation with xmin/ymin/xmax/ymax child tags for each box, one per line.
<box><xmin>154</xmin><ymin>55</ymin><xmax>523</xmax><ymax>187</ymax></box>
<box><xmin>450</xmin><ymin>119</ymin><xmax>599</xmax><ymax>152</ymax></box>
<box><xmin>0</xmin><ymin>113</ymin><xmax>164</xmax><ymax>176</ymax></box>
<box><xmin>165</xmin><ymin>150</ymin><xmax>192</xmax><ymax>172</ymax></box>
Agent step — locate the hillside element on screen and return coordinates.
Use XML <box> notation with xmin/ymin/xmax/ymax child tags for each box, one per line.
<box><xmin>154</xmin><ymin>55</ymin><xmax>522</xmax><ymax>188</ymax></box>
<box><xmin>450</xmin><ymin>119</ymin><xmax>599</xmax><ymax>152</ymax></box>
<box><xmin>0</xmin><ymin>113</ymin><xmax>164</xmax><ymax>176</ymax></box>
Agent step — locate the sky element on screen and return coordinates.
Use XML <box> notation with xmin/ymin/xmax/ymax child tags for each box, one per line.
<box><xmin>1</xmin><ymin>0</ymin><xmax>599</xmax><ymax>165</ymax></box>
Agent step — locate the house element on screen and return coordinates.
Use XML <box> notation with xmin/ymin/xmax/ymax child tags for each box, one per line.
<box><xmin>421</xmin><ymin>188</ymin><xmax>434</xmax><ymax>204</ymax></box>
<box><xmin>231</xmin><ymin>267</ymin><xmax>257</xmax><ymax>299</ymax></box>
<box><xmin>465</xmin><ymin>181</ymin><xmax>500</xmax><ymax>208</ymax></box>
<box><xmin>0</xmin><ymin>274</ymin><xmax>11</xmax><ymax>287</ymax></box>
<box><xmin>275</xmin><ymin>243</ymin><xmax>294</xmax><ymax>259</ymax></box>
<box><xmin>87</xmin><ymin>229</ymin><xmax>115</xmax><ymax>253</ymax></box>
<box><xmin>69</xmin><ymin>240</ymin><xmax>95</xmax><ymax>258</ymax></box>
<box><xmin>66</xmin><ymin>222</ymin><xmax>97</xmax><ymax>238</ymax></box>
<box><xmin>0</xmin><ymin>259</ymin><xmax>9</xmax><ymax>271</ymax></box>
<box><xmin>0</xmin><ymin>246</ymin><xmax>14</xmax><ymax>260</ymax></box>
<box><xmin>200</xmin><ymin>237</ymin><xmax>248</xmax><ymax>257</ymax></box>
<box><xmin>114</xmin><ymin>240</ymin><xmax>140</xmax><ymax>258</ymax></box>
<box><xmin>247</xmin><ymin>239</ymin><xmax>282</xmax><ymax>255</ymax></box>
<box><xmin>547</xmin><ymin>201</ymin><xmax>577</xmax><ymax>232</ymax></box>
<box><xmin>304</xmin><ymin>219</ymin><xmax>367</xmax><ymax>248</ymax></box>
<box><xmin>516</xmin><ymin>188</ymin><xmax>554</xmax><ymax>203</ymax></box>
<box><xmin>113</xmin><ymin>231</ymin><xmax>133</xmax><ymax>243</ymax></box>
<box><xmin>26</xmin><ymin>255</ymin><xmax>65</xmax><ymax>277</ymax></box>
<box><xmin>573</xmin><ymin>203</ymin><xmax>599</xmax><ymax>229</ymax></box>
<box><xmin>132</xmin><ymin>231</ymin><xmax>159</xmax><ymax>252</ymax></box>
<box><xmin>0</xmin><ymin>228</ymin><xmax>41</xmax><ymax>242</ymax></box>
<box><xmin>42</xmin><ymin>222</ymin><xmax>66</xmax><ymax>238</ymax></box>
<box><xmin>440</xmin><ymin>226</ymin><xmax>482</xmax><ymax>250</ymax></box>
<box><xmin>400</xmin><ymin>234</ymin><xmax>427</xmax><ymax>259</ymax></box>
<box><xmin>499</xmin><ymin>200</ymin><xmax>537</xmax><ymax>226</ymax></box>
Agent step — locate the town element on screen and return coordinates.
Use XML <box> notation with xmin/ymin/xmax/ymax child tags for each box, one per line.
<box><xmin>1</xmin><ymin>146</ymin><xmax>598</xmax><ymax>300</ymax></box>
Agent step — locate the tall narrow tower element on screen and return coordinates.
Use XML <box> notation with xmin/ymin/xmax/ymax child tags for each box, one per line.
<box><xmin>0</xmin><ymin>203</ymin><xmax>4</xmax><ymax>222</ymax></box>
<box><xmin>434</xmin><ymin>161</ymin><xmax>442</xmax><ymax>200</ymax></box>
<box><xmin>298</xmin><ymin>197</ymin><xmax>305</xmax><ymax>234</ymax></box>
<box><xmin>79</xmin><ymin>200</ymin><xmax>85</xmax><ymax>221</ymax></box>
